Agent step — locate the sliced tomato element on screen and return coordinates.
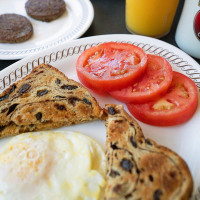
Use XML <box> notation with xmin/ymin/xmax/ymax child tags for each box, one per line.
<box><xmin>127</xmin><ymin>72</ymin><xmax>198</xmax><ymax>126</ymax></box>
<box><xmin>109</xmin><ymin>54</ymin><xmax>173</xmax><ymax>103</ymax></box>
<box><xmin>76</xmin><ymin>42</ymin><xmax>147</xmax><ymax>93</ymax></box>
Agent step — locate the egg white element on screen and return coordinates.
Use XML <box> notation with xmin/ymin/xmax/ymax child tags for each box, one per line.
<box><xmin>0</xmin><ymin>131</ymin><xmax>106</xmax><ymax>200</ymax></box>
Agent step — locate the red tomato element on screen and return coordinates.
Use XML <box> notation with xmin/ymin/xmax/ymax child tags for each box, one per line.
<box><xmin>127</xmin><ymin>72</ymin><xmax>198</xmax><ymax>126</ymax></box>
<box><xmin>76</xmin><ymin>42</ymin><xmax>147</xmax><ymax>93</ymax></box>
<box><xmin>110</xmin><ymin>54</ymin><xmax>173</xmax><ymax>103</ymax></box>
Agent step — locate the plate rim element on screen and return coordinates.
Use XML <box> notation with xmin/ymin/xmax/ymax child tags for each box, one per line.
<box><xmin>0</xmin><ymin>0</ymin><xmax>94</xmax><ymax>60</ymax></box>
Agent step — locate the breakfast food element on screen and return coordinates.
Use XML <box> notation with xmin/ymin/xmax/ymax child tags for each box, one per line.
<box><xmin>110</xmin><ymin>54</ymin><xmax>173</xmax><ymax>103</ymax></box>
<box><xmin>105</xmin><ymin>104</ymin><xmax>193</xmax><ymax>199</ymax></box>
<box><xmin>127</xmin><ymin>72</ymin><xmax>198</xmax><ymax>126</ymax></box>
<box><xmin>25</xmin><ymin>0</ymin><xmax>66</xmax><ymax>22</ymax></box>
<box><xmin>0</xmin><ymin>14</ymin><xmax>33</xmax><ymax>43</ymax></box>
<box><xmin>77</xmin><ymin>42</ymin><xmax>198</xmax><ymax>126</ymax></box>
<box><xmin>0</xmin><ymin>64</ymin><xmax>104</xmax><ymax>138</ymax></box>
<box><xmin>76</xmin><ymin>42</ymin><xmax>148</xmax><ymax>93</ymax></box>
<box><xmin>0</xmin><ymin>131</ymin><xmax>106</xmax><ymax>199</ymax></box>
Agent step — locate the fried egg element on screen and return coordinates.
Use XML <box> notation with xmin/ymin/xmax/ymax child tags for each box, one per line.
<box><xmin>0</xmin><ymin>131</ymin><xmax>106</xmax><ymax>200</ymax></box>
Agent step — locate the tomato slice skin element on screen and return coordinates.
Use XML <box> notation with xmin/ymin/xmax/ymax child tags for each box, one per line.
<box><xmin>127</xmin><ymin>72</ymin><xmax>198</xmax><ymax>126</ymax></box>
<box><xmin>110</xmin><ymin>54</ymin><xmax>173</xmax><ymax>103</ymax></box>
<box><xmin>76</xmin><ymin>42</ymin><xmax>148</xmax><ymax>93</ymax></box>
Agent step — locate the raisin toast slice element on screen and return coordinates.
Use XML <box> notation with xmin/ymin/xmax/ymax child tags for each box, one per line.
<box><xmin>0</xmin><ymin>64</ymin><xmax>104</xmax><ymax>138</ymax></box>
<box><xmin>105</xmin><ymin>104</ymin><xmax>193</xmax><ymax>200</ymax></box>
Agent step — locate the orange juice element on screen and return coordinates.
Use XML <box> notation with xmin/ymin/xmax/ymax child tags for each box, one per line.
<box><xmin>126</xmin><ymin>0</ymin><xmax>179</xmax><ymax>38</ymax></box>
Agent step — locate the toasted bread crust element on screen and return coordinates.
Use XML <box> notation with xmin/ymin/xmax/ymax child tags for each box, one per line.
<box><xmin>0</xmin><ymin>64</ymin><xmax>104</xmax><ymax>138</ymax></box>
<box><xmin>105</xmin><ymin>104</ymin><xmax>193</xmax><ymax>200</ymax></box>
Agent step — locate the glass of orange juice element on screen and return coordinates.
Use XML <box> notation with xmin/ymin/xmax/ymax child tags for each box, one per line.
<box><xmin>126</xmin><ymin>0</ymin><xmax>180</xmax><ymax>38</ymax></box>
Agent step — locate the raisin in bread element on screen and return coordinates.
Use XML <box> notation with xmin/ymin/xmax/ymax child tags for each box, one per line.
<box><xmin>0</xmin><ymin>64</ymin><xmax>104</xmax><ymax>138</ymax></box>
<box><xmin>105</xmin><ymin>104</ymin><xmax>193</xmax><ymax>200</ymax></box>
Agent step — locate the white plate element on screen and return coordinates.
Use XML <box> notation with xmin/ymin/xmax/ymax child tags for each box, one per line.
<box><xmin>0</xmin><ymin>0</ymin><xmax>94</xmax><ymax>60</ymax></box>
<box><xmin>0</xmin><ymin>34</ymin><xmax>200</xmax><ymax>199</ymax></box>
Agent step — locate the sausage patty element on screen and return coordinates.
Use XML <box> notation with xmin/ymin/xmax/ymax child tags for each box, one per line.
<box><xmin>0</xmin><ymin>14</ymin><xmax>33</xmax><ymax>43</ymax></box>
<box><xmin>25</xmin><ymin>0</ymin><xmax>66</xmax><ymax>22</ymax></box>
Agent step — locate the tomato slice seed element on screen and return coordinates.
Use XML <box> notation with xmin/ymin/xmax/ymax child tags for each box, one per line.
<box><xmin>152</xmin><ymin>98</ymin><xmax>175</xmax><ymax>110</ymax></box>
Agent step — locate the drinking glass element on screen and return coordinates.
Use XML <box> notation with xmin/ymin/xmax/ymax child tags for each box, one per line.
<box><xmin>126</xmin><ymin>0</ymin><xmax>180</xmax><ymax>38</ymax></box>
